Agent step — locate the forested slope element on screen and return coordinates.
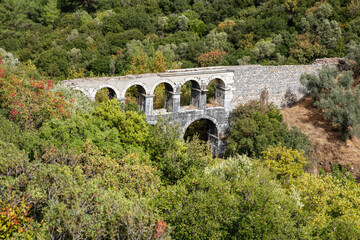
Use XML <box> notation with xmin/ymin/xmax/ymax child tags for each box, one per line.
<box><xmin>1</xmin><ymin>0</ymin><xmax>360</xmax><ymax>79</ymax></box>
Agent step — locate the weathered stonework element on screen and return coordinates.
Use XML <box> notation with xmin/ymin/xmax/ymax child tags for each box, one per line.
<box><xmin>63</xmin><ymin>60</ymin><xmax>338</xmax><ymax>156</ymax></box>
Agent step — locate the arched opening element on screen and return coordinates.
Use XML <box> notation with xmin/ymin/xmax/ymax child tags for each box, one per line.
<box><xmin>125</xmin><ymin>85</ymin><xmax>146</xmax><ymax>112</ymax></box>
<box><xmin>206</xmin><ymin>78</ymin><xmax>226</xmax><ymax>107</ymax></box>
<box><xmin>184</xmin><ymin>118</ymin><xmax>219</xmax><ymax>155</ymax></box>
<box><xmin>95</xmin><ymin>87</ymin><xmax>117</xmax><ymax>103</ymax></box>
<box><xmin>180</xmin><ymin>80</ymin><xmax>201</xmax><ymax>110</ymax></box>
<box><xmin>153</xmin><ymin>82</ymin><xmax>174</xmax><ymax>113</ymax></box>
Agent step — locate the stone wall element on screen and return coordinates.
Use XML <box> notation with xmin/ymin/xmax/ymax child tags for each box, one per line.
<box><xmin>228</xmin><ymin>64</ymin><xmax>322</xmax><ymax>108</ymax></box>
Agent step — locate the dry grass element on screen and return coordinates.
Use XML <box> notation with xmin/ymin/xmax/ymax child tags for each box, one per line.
<box><xmin>282</xmin><ymin>96</ymin><xmax>360</xmax><ymax>180</ymax></box>
<box><xmin>206</xmin><ymin>98</ymin><xmax>221</xmax><ymax>107</ymax></box>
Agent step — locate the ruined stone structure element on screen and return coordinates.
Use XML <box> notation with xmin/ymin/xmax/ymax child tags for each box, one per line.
<box><xmin>64</xmin><ymin>61</ymin><xmax>335</xmax><ymax>155</ymax></box>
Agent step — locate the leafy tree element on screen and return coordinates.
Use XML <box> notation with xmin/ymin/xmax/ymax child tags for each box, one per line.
<box><xmin>290</xmin><ymin>33</ymin><xmax>328</xmax><ymax>63</ymax></box>
<box><xmin>0</xmin><ymin>0</ymin><xmax>34</xmax><ymax>34</ymax></box>
<box><xmin>226</xmin><ymin>100</ymin><xmax>312</xmax><ymax>158</ymax></box>
<box><xmin>205</xmin><ymin>30</ymin><xmax>229</xmax><ymax>51</ymax></box>
<box><xmin>42</xmin><ymin>0</ymin><xmax>60</xmax><ymax>27</ymax></box>
<box><xmin>261</xmin><ymin>145</ymin><xmax>306</xmax><ymax>183</ymax></box>
<box><xmin>51</xmin><ymin>83</ymin><xmax>94</xmax><ymax>115</ymax></box>
<box><xmin>301</xmin><ymin>65</ymin><xmax>360</xmax><ymax>139</ymax></box>
<box><xmin>147</xmin><ymin>118</ymin><xmax>212</xmax><ymax>184</ymax></box>
<box><xmin>252</xmin><ymin>40</ymin><xmax>276</xmax><ymax>60</ymax></box>
<box><xmin>299</xmin><ymin>2</ymin><xmax>342</xmax><ymax>49</ymax></box>
<box><xmin>0</xmin><ymin>67</ymin><xmax>72</xmax><ymax>130</ymax></box>
<box><xmin>292</xmin><ymin>173</ymin><xmax>360</xmax><ymax>239</ymax></box>
<box><xmin>198</xmin><ymin>50</ymin><xmax>226</xmax><ymax>67</ymax></box>
<box><xmin>156</xmin><ymin>155</ymin><xmax>308</xmax><ymax>239</ymax></box>
<box><xmin>346</xmin><ymin>40</ymin><xmax>360</xmax><ymax>74</ymax></box>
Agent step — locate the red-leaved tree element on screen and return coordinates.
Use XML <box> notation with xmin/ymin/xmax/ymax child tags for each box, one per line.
<box><xmin>0</xmin><ymin>57</ymin><xmax>72</xmax><ymax>130</ymax></box>
<box><xmin>198</xmin><ymin>50</ymin><xmax>226</xmax><ymax>67</ymax></box>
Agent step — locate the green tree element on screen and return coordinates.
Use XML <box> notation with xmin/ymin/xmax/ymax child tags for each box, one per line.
<box><xmin>226</xmin><ymin>101</ymin><xmax>312</xmax><ymax>157</ymax></box>
<box><xmin>261</xmin><ymin>145</ymin><xmax>306</xmax><ymax>183</ymax></box>
<box><xmin>42</xmin><ymin>0</ymin><xmax>60</xmax><ymax>27</ymax></box>
<box><xmin>0</xmin><ymin>0</ymin><xmax>33</xmax><ymax>34</ymax></box>
<box><xmin>292</xmin><ymin>173</ymin><xmax>360</xmax><ymax>239</ymax></box>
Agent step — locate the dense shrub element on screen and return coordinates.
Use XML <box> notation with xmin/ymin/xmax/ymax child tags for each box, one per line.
<box><xmin>147</xmin><ymin>118</ymin><xmax>212</xmax><ymax>184</ymax></box>
<box><xmin>156</xmin><ymin>155</ymin><xmax>307</xmax><ymax>239</ymax></box>
<box><xmin>226</xmin><ymin>100</ymin><xmax>312</xmax><ymax>158</ymax></box>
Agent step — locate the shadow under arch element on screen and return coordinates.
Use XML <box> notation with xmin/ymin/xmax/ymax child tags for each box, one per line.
<box><xmin>183</xmin><ymin>117</ymin><xmax>219</xmax><ymax>156</ymax></box>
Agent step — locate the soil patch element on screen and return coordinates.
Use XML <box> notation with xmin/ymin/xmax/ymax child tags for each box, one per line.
<box><xmin>282</xmin><ymin>96</ymin><xmax>360</xmax><ymax>180</ymax></box>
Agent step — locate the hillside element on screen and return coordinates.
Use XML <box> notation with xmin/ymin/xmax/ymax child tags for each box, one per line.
<box><xmin>283</xmin><ymin>96</ymin><xmax>360</xmax><ymax>180</ymax></box>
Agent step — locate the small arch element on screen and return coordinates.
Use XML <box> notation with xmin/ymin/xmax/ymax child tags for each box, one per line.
<box><xmin>121</xmin><ymin>82</ymin><xmax>149</xmax><ymax>98</ymax></box>
<box><xmin>124</xmin><ymin>84</ymin><xmax>147</xmax><ymax>112</ymax></box>
<box><xmin>153</xmin><ymin>81</ymin><xmax>175</xmax><ymax>113</ymax></box>
<box><xmin>150</xmin><ymin>80</ymin><xmax>176</xmax><ymax>95</ymax></box>
<box><xmin>180</xmin><ymin>79</ymin><xmax>201</xmax><ymax>110</ymax></box>
<box><xmin>72</xmin><ymin>87</ymin><xmax>92</xmax><ymax>99</ymax></box>
<box><xmin>94</xmin><ymin>85</ymin><xmax>120</xmax><ymax>103</ymax></box>
<box><xmin>206</xmin><ymin>78</ymin><xmax>226</xmax><ymax>107</ymax></box>
<box><xmin>180</xmin><ymin>77</ymin><xmax>201</xmax><ymax>88</ymax></box>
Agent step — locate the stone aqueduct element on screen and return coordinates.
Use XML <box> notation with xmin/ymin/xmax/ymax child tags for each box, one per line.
<box><xmin>64</xmin><ymin>61</ymin><xmax>336</xmax><ymax>155</ymax></box>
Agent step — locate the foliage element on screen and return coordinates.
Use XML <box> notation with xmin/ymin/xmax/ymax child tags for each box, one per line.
<box><xmin>226</xmin><ymin>100</ymin><xmax>312</xmax><ymax>158</ymax></box>
<box><xmin>292</xmin><ymin>173</ymin><xmax>360</xmax><ymax>239</ymax></box>
<box><xmin>0</xmin><ymin>197</ymin><xmax>41</xmax><ymax>239</ymax></box>
<box><xmin>156</xmin><ymin>155</ymin><xmax>307</xmax><ymax>239</ymax></box>
<box><xmin>301</xmin><ymin>65</ymin><xmax>360</xmax><ymax>139</ymax></box>
<box><xmin>0</xmin><ymin>65</ymin><xmax>72</xmax><ymax>130</ymax></box>
<box><xmin>290</xmin><ymin>33</ymin><xmax>328</xmax><ymax>64</ymax></box>
<box><xmin>0</xmin><ymin>0</ymin><xmax>357</xmax><ymax>78</ymax></box>
<box><xmin>1</xmin><ymin>1</ymin><xmax>360</xmax><ymax>239</ymax></box>
<box><xmin>92</xmin><ymin>99</ymin><xmax>149</xmax><ymax>146</ymax></box>
<box><xmin>51</xmin><ymin>83</ymin><xmax>93</xmax><ymax>115</ymax></box>
<box><xmin>198</xmin><ymin>50</ymin><xmax>226</xmax><ymax>67</ymax></box>
<box><xmin>147</xmin><ymin>118</ymin><xmax>212</xmax><ymax>184</ymax></box>
<box><xmin>261</xmin><ymin>145</ymin><xmax>306</xmax><ymax>182</ymax></box>
<box><xmin>346</xmin><ymin>40</ymin><xmax>360</xmax><ymax>74</ymax></box>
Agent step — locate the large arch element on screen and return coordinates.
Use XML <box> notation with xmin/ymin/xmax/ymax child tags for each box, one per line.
<box><xmin>182</xmin><ymin>115</ymin><xmax>220</xmax><ymax>135</ymax></box>
<box><xmin>183</xmin><ymin>116</ymin><xmax>220</xmax><ymax>156</ymax></box>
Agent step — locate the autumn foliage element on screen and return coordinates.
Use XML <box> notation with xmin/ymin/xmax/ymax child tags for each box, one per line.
<box><xmin>0</xmin><ymin>197</ymin><xmax>36</xmax><ymax>239</ymax></box>
<box><xmin>0</xmin><ymin>58</ymin><xmax>72</xmax><ymax>130</ymax></box>
<box><xmin>198</xmin><ymin>50</ymin><xmax>226</xmax><ymax>67</ymax></box>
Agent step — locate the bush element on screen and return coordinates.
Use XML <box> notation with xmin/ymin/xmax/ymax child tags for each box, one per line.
<box><xmin>292</xmin><ymin>173</ymin><xmax>360</xmax><ymax>239</ymax></box>
<box><xmin>147</xmin><ymin>118</ymin><xmax>212</xmax><ymax>184</ymax></box>
<box><xmin>226</xmin><ymin>100</ymin><xmax>312</xmax><ymax>158</ymax></box>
